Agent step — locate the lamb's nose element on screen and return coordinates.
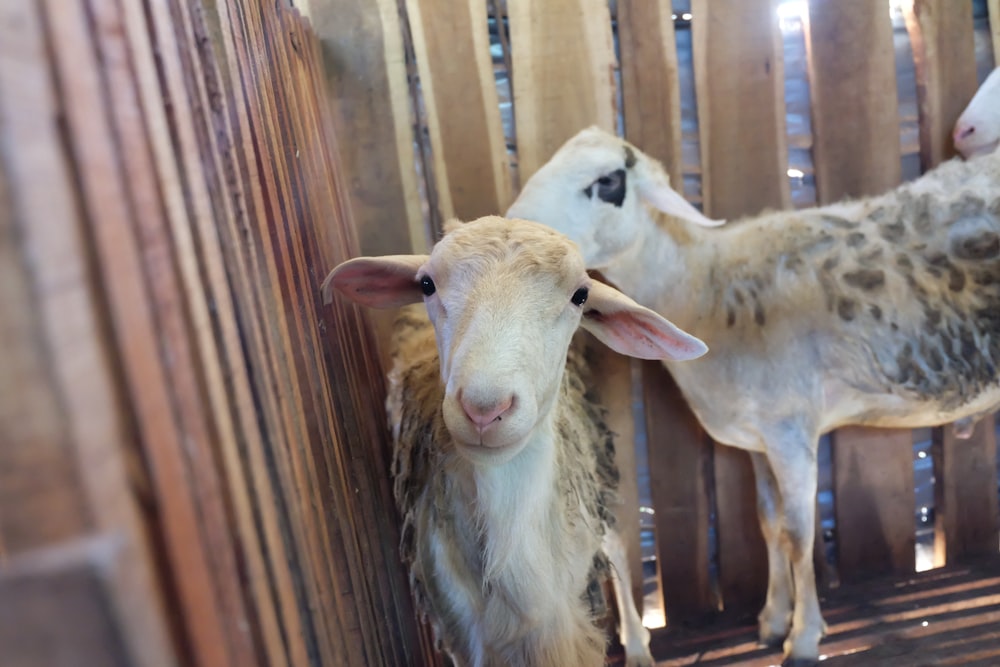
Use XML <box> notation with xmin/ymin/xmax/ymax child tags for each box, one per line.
<box><xmin>459</xmin><ymin>393</ymin><xmax>514</xmax><ymax>430</ymax></box>
<box><xmin>954</xmin><ymin>122</ymin><xmax>976</xmax><ymax>142</ymax></box>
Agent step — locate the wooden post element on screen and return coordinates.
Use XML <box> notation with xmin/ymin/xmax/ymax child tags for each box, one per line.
<box><xmin>691</xmin><ymin>0</ymin><xmax>788</xmax><ymax>615</ymax></box>
<box><xmin>904</xmin><ymin>0</ymin><xmax>979</xmax><ymax>169</ymax></box>
<box><xmin>933</xmin><ymin>421</ymin><xmax>1000</xmax><ymax>566</ymax></box>
<box><xmin>508</xmin><ymin>0</ymin><xmax>616</xmax><ymax>178</ymax></box>
<box><xmin>832</xmin><ymin>428</ymin><xmax>916</xmax><ymax>579</ymax></box>
<box><xmin>991</xmin><ymin>0</ymin><xmax>1000</xmax><ymax>64</ymax></box>
<box><xmin>405</xmin><ymin>0</ymin><xmax>512</xmax><ymax>220</ymax></box>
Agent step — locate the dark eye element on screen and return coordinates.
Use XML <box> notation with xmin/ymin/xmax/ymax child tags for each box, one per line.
<box><xmin>583</xmin><ymin>169</ymin><xmax>627</xmax><ymax>207</ymax></box>
<box><xmin>571</xmin><ymin>287</ymin><xmax>589</xmax><ymax>307</ymax></box>
<box><xmin>420</xmin><ymin>275</ymin><xmax>436</xmax><ymax>296</ymax></box>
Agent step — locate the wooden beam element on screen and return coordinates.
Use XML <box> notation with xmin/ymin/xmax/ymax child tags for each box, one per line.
<box><xmin>832</xmin><ymin>427</ymin><xmax>916</xmax><ymax>581</ymax></box>
<box><xmin>508</xmin><ymin>0</ymin><xmax>616</xmax><ymax>178</ymax></box>
<box><xmin>714</xmin><ymin>445</ymin><xmax>768</xmax><ymax>613</ymax></box>
<box><xmin>992</xmin><ymin>0</ymin><xmax>1000</xmax><ymax>66</ymax></box>
<box><xmin>691</xmin><ymin>0</ymin><xmax>790</xmax><ymax>219</ymax></box>
<box><xmin>805</xmin><ymin>0</ymin><xmax>901</xmax><ymax>201</ymax></box>
<box><xmin>618</xmin><ymin>1</ymin><xmax>683</xmax><ymax>186</ymax></box>
<box><xmin>904</xmin><ymin>0</ymin><xmax>979</xmax><ymax>169</ymax></box>
<box><xmin>405</xmin><ymin>0</ymin><xmax>512</xmax><ymax>220</ymax></box>
<box><xmin>933</xmin><ymin>420</ymin><xmax>999</xmax><ymax>566</ymax></box>
<box><xmin>642</xmin><ymin>362</ymin><xmax>714</xmax><ymax>623</ymax></box>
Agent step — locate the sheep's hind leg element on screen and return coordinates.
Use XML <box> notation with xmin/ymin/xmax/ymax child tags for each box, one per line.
<box><xmin>767</xmin><ymin>433</ymin><xmax>826</xmax><ymax>667</ymax></box>
<box><xmin>750</xmin><ymin>452</ymin><xmax>793</xmax><ymax>648</ymax></box>
<box><xmin>603</xmin><ymin>529</ymin><xmax>653</xmax><ymax>667</ymax></box>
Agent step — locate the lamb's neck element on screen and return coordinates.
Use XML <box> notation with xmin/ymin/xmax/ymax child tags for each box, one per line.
<box><xmin>601</xmin><ymin>209</ymin><xmax>722</xmax><ymax>335</ymax></box>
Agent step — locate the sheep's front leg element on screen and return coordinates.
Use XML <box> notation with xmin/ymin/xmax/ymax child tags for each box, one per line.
<box><xmin>603</xmin><ymin>529</ymin><xmax>653</xmax><ymax>667</ymax></box>
<box><xmin>750</xmin><ymin>452</ymin><xmax>793</xmax><ymax>648</ymax></box>
<box><xmin>767</xmin><ymin>434</ymin><xmax>826</xmax><ymax>667</ymax></box>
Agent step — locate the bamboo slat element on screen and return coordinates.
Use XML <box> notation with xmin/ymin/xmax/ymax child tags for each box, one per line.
<box><xmin>905</xmin><ymin>0</ymin><xmax>979</xmax><ymax>169</ymax></box>
<box><xmin>405</xmin><ymin>0</ymin><xmax>512</xmax><ymax>220</ymax></box>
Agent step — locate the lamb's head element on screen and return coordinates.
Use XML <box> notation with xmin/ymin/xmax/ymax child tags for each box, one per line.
<box><xmin>324</xmin><ymin>215</ymin><xmax>706</xmax><ymax>465</ymax></box>
<box><xmin>506</xmin><ymin>127</ymin><xmax>722</xmax><ymax>270</ymax></box>
<box><xmin>954</xmin><ymin>67</ymin><xmax>1000</xmax><ymax>159</ymax></box>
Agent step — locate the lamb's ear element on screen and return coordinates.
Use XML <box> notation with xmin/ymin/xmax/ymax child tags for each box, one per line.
<box><xmin>631</xmin><ymin>151</ymin><xmax>725</xmax><ymax>228</ymax></box>
<box><xmin>580</xmin><ymin>281</ymin><xmax>708</xmax><ymax>361</ymax></box>
<box><xmin>322</xmin><ymin>255</ymin><xmax>429</xmax><ymax>308</ymax></box>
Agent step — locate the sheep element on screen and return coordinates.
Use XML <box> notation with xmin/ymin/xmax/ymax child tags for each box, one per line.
<box><xmin>322</xmin><ymin>215</ymin><xmax>708</xmax><ymax>667</ymax></box>
<box><xmin>506</xmin><ymin>127</ymin><xmax>1000</xmax><ymax>666</ymax></box>
<box><xmin>954</xmin><ymin>67</ymin><xmax>1000</xmax><ymax>159</ymax></box>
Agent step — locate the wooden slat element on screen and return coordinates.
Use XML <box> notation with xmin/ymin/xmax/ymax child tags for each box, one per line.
<box><xmin>618</xmin><ymin>1</ymin><xmax>683</xmax><ymax>186</ymax></box>
<box><xmin>992</xmin><ymin>0</ymin><xmax>1000</xmax><ymax>65</ymax></box>
<box><xmin>933</xmin><ymin>421</ymin><xmax>1000</xmax><ymax>566</ymax></box>
<box><xmin>642</xmin><ymin>362</ymin><xmax>714</xmax><ymax>623</ymax></box>
<box><xmin>508</xmin><ymin>0</ymin><xmax>616</xmax><ymax>178</ymax></box>
<box><xmin>405</xmin><ymin>0</ymin><xmax>512</xmax><ymax>220</ymax></box>
<box><xmin>832</xmin><ymin>427</ymin><xmax>915</xmax><ymax>581</ymax></box>
<box><xmin>904</xmin><ymin>0</ymin><xmax>979</xmax><ymax>169</ymax></box>
<box><xmin>691</xmin><ymin>0</ymin><xmax>790</xmax><ymax>218</ymax></box>
<box><xmin>804</xmin><ymin>0</ymin><xmax>901</xmax><ymax>201</ymax></box>
<box><xmin>690</xmin><ymin>0</ymin><xmax>785</xmax><ymax>614</ymax></box>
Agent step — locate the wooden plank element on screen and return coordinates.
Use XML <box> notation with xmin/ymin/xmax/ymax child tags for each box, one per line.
<box><xmin>642</xmin><ymin>362</ymin><xmax>714</xmax><ymax>623</ymax></box>
<box><xmin>689</xmin><ymin>0</ymin><xmax>784</xmax><ymax>614</ymax></box>
<box><xmin>618</xmin><ymin>1</ymin><xmax>683</xmax><ymax>186</ymax></box>
<box><xmin>933</xmin><ymin>420</ymin><xmax>999</xmax><ymax>565</ymax></box>
<box><xmin>804</xmin><ymin>0</ymin><xmax>901</xmax><ymax>202</ymax></box>
<box><xmin>691</xmin><ymin>0</ymin><xmax>790</xmax><ymax>219</ymax></box>
<box><xmin>508</xmin><ymin>0</ymin><xmax>616</xmax><ymax>178</ymax></box>
<box><xmin>904</xmin><ymin>0</ymin><xmax>979</xmax><ymax>169</ymax></box>
<box><xmin>832</xmin><ymin>427</ymin><xmax>915</xmax><ymax>581</ymax></box>
<box><xmin>992</xmin><ymin>0</ymin><xmax>1000</xmax><ymax>66</ymax></box>
<box><xmin>405</xmin><ymin>0</ymin><xmax>512</xmax><ymax>219</ymax></box>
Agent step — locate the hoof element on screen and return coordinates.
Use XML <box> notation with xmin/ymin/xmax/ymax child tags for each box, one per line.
<box><xmin>781</xmin><ymin>658</ymin><xmax>819</xmax><ymax>667</ymax></box>
<box><xmin>758</xmin><ymin>633</ymin><xmax>785</xmax><ymax>650</ymax></box>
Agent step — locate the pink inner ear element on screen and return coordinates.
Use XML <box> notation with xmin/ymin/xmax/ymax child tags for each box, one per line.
<box><xmin>586</xmin><ymin>309</ymin><xmax>704</xmax><ymax>359</ymax></box>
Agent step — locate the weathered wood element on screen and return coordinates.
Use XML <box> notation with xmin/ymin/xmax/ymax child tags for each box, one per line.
<box><xmin>691</xmin><ymin>0</ymin><xmax>790</xmax><ymax>218</ymax></box>
<box><xmin>904</xmin><ymin>0</ymin><xmax>979</xmax><ymax>169</ymax></box>
<box><xmin>618</xmin><ymin>1</ymin><xmax>683</xmax><ymax>186</ymax></box>
<box><xmin>832</xmin><ymin>427</ymin><xmax>916</xmax><ymax>581</ymax></box>
<box><xmin>642</xmin><ymin>362</ymin><xmax>714</xmax><ymax>623</ymax></box>
<box><xmin>508</xmin><ymin>0</ymin><xmax>616</xmax><ymax>178</ymax></box>
<box><xmin>805</xmin><ymin>0</ymin><xmax>902</xmax><ymax>201</ymax></box>
<box><xmin>933</xmin><ymin>420</ymin><xmax>1000</xmax><ymax>566</ymax></box>
<box><xmin>405</xmin><ymin>0</ymin><xmax>512</xmax><ymax>220</ymax></box>
<box><xmin>992</xmin><ymin>0</ymin><xmax>1000</xmax><ymax>65</ymax></box>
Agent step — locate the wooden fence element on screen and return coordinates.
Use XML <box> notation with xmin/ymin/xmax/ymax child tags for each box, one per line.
<box><xmin>1</xmin><ymin>0</ymin><xmax>999</xmax><ymax>666</ymax></box>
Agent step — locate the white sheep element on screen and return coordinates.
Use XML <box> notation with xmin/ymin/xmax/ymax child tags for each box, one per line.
<box><xmin>954</xmin><ymin>66</ymin><xmax>1000</xmax><ymax>159</ymax></box>
<box><xmin>322</xmin><ymin>216</ymin><xmax>708</xmax><ymax>667</ymax></box>
<box><xmin>507</xmin><ymin>127</ymin><xmax>1000</xmax><ymax>666</ymax></box>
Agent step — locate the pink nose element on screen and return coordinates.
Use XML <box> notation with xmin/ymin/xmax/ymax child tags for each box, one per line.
<box><xmin>459</xmin><ymin>393</ymin><xmax>514</xmax><ymax>430</ymax></box>
<box><xmin>954</xmin><ymin>122</ymin><xmax>976</xmax><ymax>143</ymax></box>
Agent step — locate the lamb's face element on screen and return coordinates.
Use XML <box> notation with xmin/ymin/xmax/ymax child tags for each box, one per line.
<box><xmin>420</xmin><ymin>218</ymin><xmax>591</xmax><ymax>465</ymax></box>
<box><xmin>954</xmin><ymin>67</ymin><xmax>1000</xmax><ymax>159</ymax></box>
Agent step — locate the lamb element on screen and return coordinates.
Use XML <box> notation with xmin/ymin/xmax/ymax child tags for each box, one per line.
<box><xmin>506</xmin><ymin>127</ymin><xmax>1000</xmax><ymax>666</ymax></box>
<box><xmin>322</xmin><ymin>215</ymin><xmax>708</xmax><ymax>667</ymax></box>
<box><xmin>954</xmin><ymin>66</ymin><xmax>1000</xmax><ymax>159</ymax></box>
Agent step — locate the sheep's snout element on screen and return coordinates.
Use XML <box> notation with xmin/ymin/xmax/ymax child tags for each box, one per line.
<box><xmin>954</xmin><ymin>121</ymin><xmax>976</xmax><ymax>143</ymax></box>
<box><xmin>458</xmin><ymin>389</ymin><xmax>515</xmax><ymax>435</ymax></box>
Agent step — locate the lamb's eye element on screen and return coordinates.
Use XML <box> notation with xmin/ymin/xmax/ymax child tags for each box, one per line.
<box><xmin>571</xmin><ymin>287</ymin><xmax>589</xmax><ymax>307</ymax></box>
<box><xmin>420</xmin><ymin>275</ymin><xmax>436</xmax><ymax>296</ymax></box>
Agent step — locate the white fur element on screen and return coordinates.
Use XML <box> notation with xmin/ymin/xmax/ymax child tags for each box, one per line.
<box><xmin>955</xmin><ymin>67</ymin><xmax>1000</xmax><ymax>159</ymax></box>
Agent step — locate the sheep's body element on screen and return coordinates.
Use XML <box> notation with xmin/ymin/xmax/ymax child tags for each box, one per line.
<box><xmin>324</xmin><ymin>216</ymin><xmax>705</xmax><ymax>667</ymax></box>
<box><xmin>506</xmin><ymin>129</ymin><xmax>1000</xmax><ymax>666</ymax></box>
<box><xmin>389</xmin><ymin>306</ymin><xmax>615</xmax><ymax>666</ymax></box>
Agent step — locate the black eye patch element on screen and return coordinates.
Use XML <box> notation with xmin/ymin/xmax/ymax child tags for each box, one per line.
<box><xmin>583</xmin><ymin>169</ymin><xmax>627</xmax><ymax>207</ymax></box>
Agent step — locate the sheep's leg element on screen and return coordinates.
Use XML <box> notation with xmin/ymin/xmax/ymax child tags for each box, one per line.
<box><xmin>767</xmin><ymin>435</ymin><xmax>826</xmax><ymax>667</ymax></box>
<box><xmin>603</xmin><ymin>529</ymin><xmax>653</xmax><ymax>667</ymax></box>
<box><xmin>750</xmin><ymin>452</ymin><xmax>793</xmax><ymax>648</ymax></box>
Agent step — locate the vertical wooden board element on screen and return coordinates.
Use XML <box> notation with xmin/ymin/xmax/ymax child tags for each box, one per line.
<box><xmin>691</xmin><ymin>0</ymin><xmax>790</xmax><ymax>219</ymax></box>
<box><xmin>833</xmin><ymin>427</ymin><xmax>915</xmax><ymax>581</ymax></box>
<box><xmin>805</xmin><ymin>0</ymin><xmax>902</xmax><ymax>202</ymax></box>
<box><xmin>310</xmin><ymin>0</ymin><xmax>425</xmax><ymax>255</ymax></box>
<box><xmin>508</xmin><ymin>0</ymin><xmax>616</xmax><ymax>178</ymax></box>
<box><xmin>933</xmin><ymin>421</ymin><xmax>999</xmax><ymax>565</ymax></box>
<box><xmin>642</xmin><ymin>361</ymin><xmax>714</xmax><ymax>623</ymax></box>
<box><xmin>714</xmin><ymin>444</ymin><xmax>768</xmax><ymax>614</ymax></box>
<box><xmin>618</xmin><ymin>1</ymin><xmax>683</xmax><ymax>186</ymax></box>
<box><xmin>405</xmin><ymin>0</ymin><xmax>512</xmax><ymax>219</ymax></box>
<box><xmin>904</xmin><ymin>0</ymin><xmax>978</xmax><ymax>169</ymax></box>
<box><xmin>992</xmin><ymin>0</ymin><xmax>1000</xmax><ymax>65</ymax></box>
